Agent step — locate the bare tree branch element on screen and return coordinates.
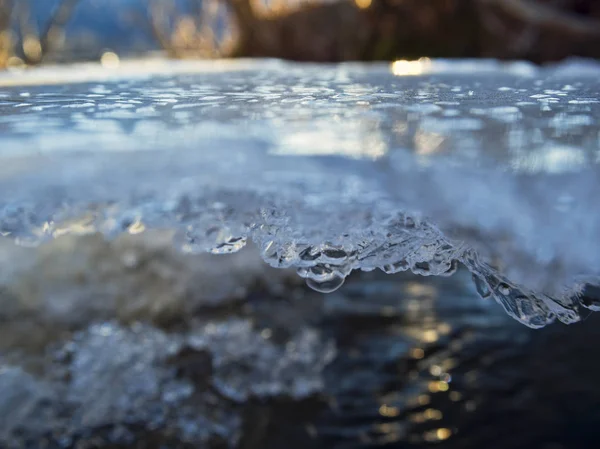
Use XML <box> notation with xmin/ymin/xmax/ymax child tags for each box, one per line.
<box><xmin>477</xmin><ymin>0</ymin><xmax>600</xmax><ymax>60</ymax></box>
<box><xmin>146</xmin><ymin>0</ymin><xmax>232</xmax><ymax>58</ymax></box>
<box><xmin>480</xmin><ymin>0</ymin><xmax>600</xmax><ymax>36</ymax></box>
<box><xmin>147</xmin><ymin>0</ymin><xmax>179</xmax><ymax>57</ymax></box>
<box><xmin>0</xmin><ymin>0</ymin><xmax>12</xmax><ymax>29</ymax></box>
<box><xmin>12</xmin><ymin>0</ymin><xmax>81</xmax><ymax>64</ymax></box>
<box><xmin>0</xmin><ymin>0</ymin><xmax>14</xmax><ymax>67</ymax></box>
<box><xmin>38</xmin><ymin>0</ymin><xmax>81</xmax><ymax>58</ymax></box>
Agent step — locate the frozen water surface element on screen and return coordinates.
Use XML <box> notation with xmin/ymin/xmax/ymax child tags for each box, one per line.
<box><xmin>1</xmin><ymin>58</ymin><xmax>600</xmax><ymax>328</ymax></box>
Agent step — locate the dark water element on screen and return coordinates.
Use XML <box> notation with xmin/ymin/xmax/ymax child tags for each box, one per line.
<box><xmin>2</xmin><ymin>247</ymin><xmax>600</xmax><ymax>449</ymax></box>
<box><xmin>249</xmin><ymin>270</ymin><xmax>600</xmax><ymax>449</ymax></box>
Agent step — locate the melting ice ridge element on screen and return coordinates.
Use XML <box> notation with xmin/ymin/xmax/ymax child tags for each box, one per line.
<box><xmin>1</xmin><ymin>59</ymin><xmax>600</xmax><ymax>328</ymax></box>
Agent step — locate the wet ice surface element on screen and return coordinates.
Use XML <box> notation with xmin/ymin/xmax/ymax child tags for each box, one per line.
<box><xmin>1</xmin><ymin>59</ymin><xmax>600</xmax><ymax>327</ymax></box>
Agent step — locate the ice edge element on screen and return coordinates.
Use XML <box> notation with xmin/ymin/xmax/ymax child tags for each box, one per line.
<box><xmin>2</xmin><ymin>207</ymin><xmax>595</xmax><ymax>329</ymax></box>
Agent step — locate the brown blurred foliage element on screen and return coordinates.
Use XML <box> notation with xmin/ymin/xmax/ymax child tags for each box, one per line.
<box><xmin>0</xmin><ymin>0</ymin><xmax>81</xmax><ymax>68</ymax></box>
<box><xmin>2</xmin><ymin>0</ymin><xmax>600</xmax><ymax>69</ymax></box>
<box><xmin>149</xmin><ymin>0</ymin><xmax>600</xmax><ymax>63</ymax></box>
<box><xmin>221</xmin><ymin>0</ymin><xmax>600</xmax><ymax>62</ymax></box>
<box><xmin>224</xmin><ymin>0</ymin><xmax>371</xmax><ymax>61</ymax></box>
<box><xmin>477</xmin><ymin>0</ymin><xmax>600</xmax><ymax>62</ymax></box>
<box><xmin>0</xmin><ymin>0</ymin><xmax>12</xmax><ymax>68</ymax></box>
<box><xmin>148</xmin><ymin>0</ymin><xmax>237</xmax><ymax>58</ymax></box>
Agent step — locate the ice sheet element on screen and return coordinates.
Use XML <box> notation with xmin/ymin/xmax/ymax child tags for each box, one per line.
<box><xmin>1</xmin><ymin>58</ymin><xmax>599</xmax><ymax>327</ymax></box>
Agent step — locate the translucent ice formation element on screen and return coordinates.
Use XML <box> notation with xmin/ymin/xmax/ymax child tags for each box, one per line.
<box><xmin>1</xmin><ymin>58</ymin><xmax>599</xmax><ymax>327</ymax></box>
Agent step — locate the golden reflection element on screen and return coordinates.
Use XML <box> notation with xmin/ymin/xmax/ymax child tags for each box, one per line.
<box><xmin>423</xmin><ymin>427</ymin><xmax>452</xmax><ymax>442</ymax></box>
<box><xmin>424</xmin><ymin>408</ymin><xmax>443</xmax><ymax>420</ymax></box>
<box><xmin>436</xmin><ymin>428</ymin><xmax>453</xmax><ymax>440</ymax></box>
<box><xmin>375</xmin><ymin>423</ymin><xmax>399</xmax><ymax>434</ymax></box>
<box><xmin>410</xmin><ymin>347</ymin><xmax>424</xmax><ymax>359</ymax></box>
<box><xmin>418</xmin><ymin>394</ymin><xmax>430</xmax><ymax>405</ymax></box>
<box><xmin>6</xmin><ymin>56</ymin><xmax>25</xmax><ymax>68</ymax></box>
<box><xmin>406</xmin><ymin>282</ymin><xmax>436</xmax><ymax>298</ymax></box>
<box><xmin>374</xmin><ymin>422</ymin><xmax>405</xmax><ymax>443</ymax></box>
<box><xmin>1</xmin><ymin>30</ymin><xmax>14</xmax><ymax>68</ymax></box>
<box><xmin>408</xmin><ymin>394</ymin><xmax>431</xmax><ymax>407</ymax></box>
<box><xmin>355</xmin><ymin>0</ymin><xmax>372</xmax><ymax>9</ymax></box>
<box><xmin>428</xmin><ymin>381</ymin><xmax>449</xmax><ymax>393</ymax></box>
<box><xmin>391</xmin><ymin>57</ymin><xmax>432</xmax><ymax>76</ymax></box>
<box><xmin>22</xmin><ymin>35</ymin><xmax>42</xmax><ymax>63</ymax></box>
<box><xmin>415</xmin><ymin>129</ymin><xmax>445</xmax><ymax>155</ymax></box>
<box><xmin>422</xmin><ymin>329</ymin><xmax>439</xmax><ymax>343</ymax></box>
<box><xmin>406</xmin><ymin>299</ymin><xmax>420</xmax><ymax>312</ymax></box>
<box><xmin>100</xmin><ymin>51</ymin><xmax>120</xmax><ymax>69</ymax></box>
<box><xmin>429</xmin><ymin>365</ymin><xmax>442</xmax><ymax>376</ymax></box>
<box><xmin>379</xmin><ymin>404</ymin><xmax>400</xmax><ymax>417</ymax></box>
<box><xmin>250</xmin><ymin>0</ymin><xmax>323</xmax><ymax>18</ymax></box>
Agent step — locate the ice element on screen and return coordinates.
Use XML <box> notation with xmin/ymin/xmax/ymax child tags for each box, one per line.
<box><xmin>0</xmin><ymin>232</ymin><xmax>296</xmax><ymax>330</ymax></box>
<box><xmin>65</xmin><ymin>322</ymin><xmax>177</xmax><ymax>429</ymax></box>
<box><xmin>187</xmin><ymin>319</ymin><xmax>336</xmax><ymax>401</ymax></box>
<box><xmin>0</xmin><ymin>311</ymin><xmax>334</xmax><ymax>447</ymax></box>
<box><xmin>1</xmin><ymin>58</ymin><xmax>600</xmax><ymax>327</ymax></box>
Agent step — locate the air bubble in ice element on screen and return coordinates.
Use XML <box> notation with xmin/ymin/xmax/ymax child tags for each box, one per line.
<box><xmin>441</xmin><ymin>259</ymin><xmax>459</xmax><ymax>276</ymax></box>
<box><xmin>412</xmin><ymin>262</ymin><xmax>432</xmax><ymax>276</ymax></box>
<box><xmin>498</xmin><ymin>283</ymin><xmax>511</xmax><ymax>295</ymax></box>
<box><xmin>321</xmin><ymin>246</ymin><xmax>350</xmax><ymax>264</ymax></box>
<box><xmin>306</xmin><ymin>274</ymin><xmax>345</xmax><ymax>293</ymax></box>
<box><xmin>299</xmin><ymin>246</ymin><xmax>320</xmax><ymax>262</ymax></box>
<box><xmin>381</xmin><ymin>259</ymin><xmax>410</xmax><ymax>274</ymax></box>
<box><xmin>210</xmin><ymin>236</ymin><xmax>247</xmax><ymax>254</ymax></box>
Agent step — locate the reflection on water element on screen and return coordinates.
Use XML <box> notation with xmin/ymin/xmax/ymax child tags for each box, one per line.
<box><xmin>290</xmin><ymin>269</ymin><xmax>600</xmax><ymax>449</ymax></box>
<box><xmin>390</xmin><ymin>58</ymin><xmax>432</xmax><ymax>76</ymax></box>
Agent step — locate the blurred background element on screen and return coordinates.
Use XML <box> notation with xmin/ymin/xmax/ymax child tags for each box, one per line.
<box><xmin>1</xmin><ymin>0</ymin><xmax>600</xmax><ymax>69</ymax></box>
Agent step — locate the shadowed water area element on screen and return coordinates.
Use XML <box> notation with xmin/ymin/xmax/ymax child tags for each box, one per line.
<box><xmin>0</xmin><ymin>59</ymin><xmax>600</xmax><ymax>447</ymax></box>
<box><xmin>1</xmin><ymin>238</ymin><xmax>600</xmax><ymax>449</ymax></box>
